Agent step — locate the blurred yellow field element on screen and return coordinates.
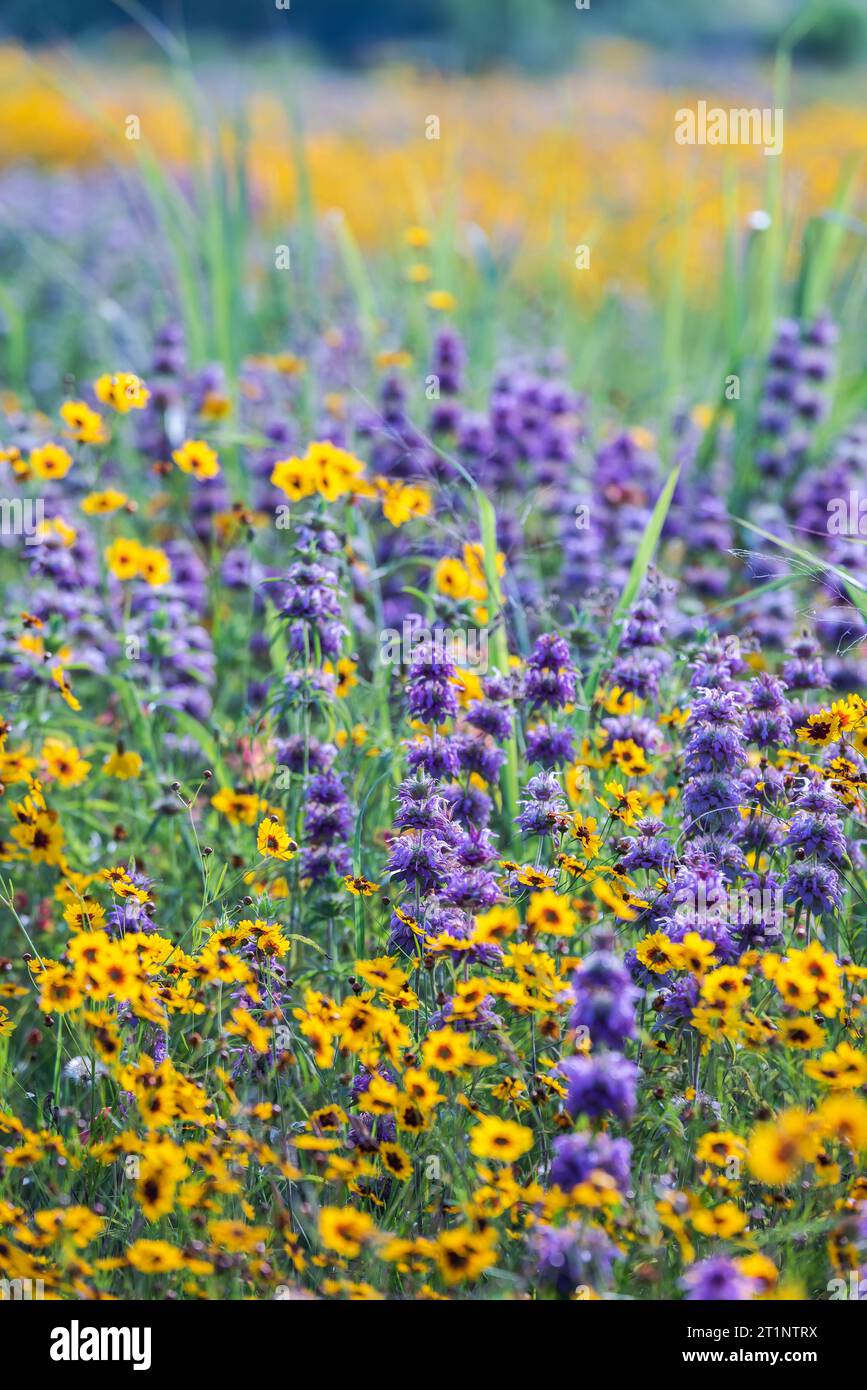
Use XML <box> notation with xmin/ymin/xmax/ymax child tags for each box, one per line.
<box><xmin>1</xmin><ymin>40</ymin><xmax>864</xmax><ymax>298</ymax></box>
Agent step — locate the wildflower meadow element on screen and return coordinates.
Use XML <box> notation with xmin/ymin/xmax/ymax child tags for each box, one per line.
<box><xmin>1</xmin><ymin>0</ymin><xmax>867</xmax><ymax>1335</ymax></box>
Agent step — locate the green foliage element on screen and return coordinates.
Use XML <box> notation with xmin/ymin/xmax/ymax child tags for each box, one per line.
<box><xmin>794</xmin><ymin>2</ymin><xmax>867</xmax><ymax>63</ymax></box>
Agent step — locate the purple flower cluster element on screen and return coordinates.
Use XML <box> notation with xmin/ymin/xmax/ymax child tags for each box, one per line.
<box><xmin>570</xmin><ymin>924</ymin><xmax>639</xmax><ymax>1051</ymax></box>
<box><xmin>532</xmin><ymin>1221</ymin><xmax>621</xmax><ymax>1298</ymax></box>
<box><xmin>302</xmin><ymin>770</ymin><xmax>354</xmax><ymax>882</ymax></box>
<box><xmin>756</xmin><ymin>314</ymin><xmax>837</xmax><ymax>481</ymax></box>
<box><xmin>522</xmin><ymin>633</ymin><xmax>578</xmax><ymax>711</ymax></box>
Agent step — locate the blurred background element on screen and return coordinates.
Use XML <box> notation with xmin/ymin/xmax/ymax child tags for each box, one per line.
<box><xmin>0</xmin><ymin>0</ymin><xmax>863</xmax><ymax>410</ymax></box>
<box><xmin>1</xmin><ymin>0</ymin><xmax>866</xmax><ymax>68</ymax></box>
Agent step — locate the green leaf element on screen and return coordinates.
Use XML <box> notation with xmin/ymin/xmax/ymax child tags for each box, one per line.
<box><xmin>286</xmin><ymin>934</ymin><xmax>326</xmax><ymax>956</ymax></box>
<box><xmin>732</xmin><ymin>515</ymin><xmax>867</xmax><ymax>630</ymax></box>
<box><xmin>583</xmin><ymin>461</ymin><xmax>681</xmax><ymax>710</ymax></box>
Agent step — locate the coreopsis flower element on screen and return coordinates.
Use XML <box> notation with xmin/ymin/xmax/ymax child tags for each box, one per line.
<box><xmin>323</xmin><ymin>656</ymin><xmax>357</xmax><ymax>697</ymax></box>
<box><xmin>172</xmin><ymin>439</ymin><xmax>220</xmax><ymax>480</ymax></box>
<box><xmin>103</xmin><ymin>748</ymin><xmax>143</xmax><ymax>780</ymax></box>
<box><xmin>94</xmin><ymin>371</ymin><xmax>150</xmax><ymax>412</ymax></box>
<box><xmin>433</xmin><ymin>1226</ymin><xmax>498</xmax><ymax>1286</ymax></box>
<box><xmin>472</xmin><ymin>904</ymin><xmax>519</xmax><ymax>946</ymax></box>
<box><xmin>81</xmin><ymin>489</ymin><xmax>128</xmax><ymax>514</ymax></box>
<box><xmin>127</xmin><ymin>1240</ymin><xmax>185</xmax><ymax>1273</ymax></box>
<box><xmin>225</xmin><ymin>1006</ymin><xmax>271</xmax><ymax>1054</ymax></box>
<box><xmin>378</xmin><ymin>1141</ymin><xmax>412</xmax><ymax>1182</ymax></box>
<box><xmin>305</xmin><ymin>440</ymin><xmax>367</xmax><ymax>502</ymax></box>
<box><xmin>527</xmin><ymin>889</ymin><xmax>576</xmax><ymax>938</ymax></box>
<box><xmin>468</xmin><ymin>1115</ymin><xmax>533</xmax><ymax>1162</ymax></box>
<box><xmin>37</xmin><ymin>965</ymin><xmax>83</xmax><ymax>1013</ymax></box>
<box><xmin>777</xmin><ymin>1016</ymin><xmax>826</xmax><ymax>1049</ymax></box>
<box><xmin>611</xmin><ymin>737</ymin><xmax>653</xmax><ymax>778</ymax></box>
<box><xmin>700</xmin><ymin>965</ymin><xmax>750</xmax><ymax>1009</ymax></box>
<box><xmin>30</xmin><ymin>442</ymin><xmax>73</xmax><ymax>479</ymax></box>
<box><xmin>597</xmin><ymin>778</ymin><xmax>644</xmax><ymax>827</ymax></box>
<box><xmin>204</xmin><ymin>1220</ymin><xmax>268</xmax><ymax>1255</ymax></box>
<box><xmin>421</xmin><ymin>1025</ymin><xmax>493</xmax><ymax>1074</ymax></box>
<box><xmin>797</xmin><ymin>710</ymin><xmax>841</xmax><ymax>746</ymax></box>
<box><xmin>60</xmin><ymin>400</ymin><xmax>106</xmax><ymax>444</ymax></box>
<box><xmin>691</xmin><ymin>1202</ymin><xmax>749</xmax><ymax>1238</ymax></box>
<box><xmin>319</xmin><ymin>1206</ymin><xmax>375</xmax><ymax>1258</ymax></box>
<box><xmin>804</xmin><ymin>1041</ymin><xmax>867</xmax><ymax>1090</ymax></box>
<box><xmin>341</xmin><ymin>875</ymin><xmax>378</xmax><ymax>901</ymax></box>
<box><xmin>63</xmin><ymin>896</ymin><xmax>107</xmax><ymax>933</ymax></box>
<box><xmin>818</xmin><ymin>1095</ymin><xmax>867</xmax><ymax>1149</ymax></box>
<box><xmin>13</xmin><ymin>809</ymin><xmax>65</xmax><ymax>866</ymax></box>
<box><xmin>673</xmin><ymin>932</ymin><xmax>719</xmax><ymax>976</ymax></box>
<box><xmin>211</xmin><ymin>788</ymin><xmax>262</xmax><ymax>825</ymax></box>
<box><xmin>51</xmin><ymin>665</ymin><xmax>82</xmax><ymax>712</ymax></box>
<box><xmin>82</xmin><ymin>1010</ymin><xmax>122</xmax><ymax>1065</ymax></box>
<box><xmin>271</xmin><ymin>453</ymin><xmax>316</xmax><ymax>500</ymax></box>
<box><xmin>434</xmin><ymin>556</ymin><xmax>471</xmax><ymax>599</ymax></box>
<box><xmin>256</xmin><ymin>817</ymin><xmax>297</xmax><ymax>862</ymax></box>
<box><xmin>747</xmin><ymin>1108</ymin><xmax>818</xmax><ymax>1184</ymax></box>
<box><xmin>405</xmin><ymin>225</ymin><xmax>431</xmax><ymax>249</ymax></box>
<box><xmin>695</xmin><ymin>1131</ymin><xmax>747</xmax><ymax>1169</ymax></box>
<box><xmin>105</xmin><ymin>536</ymin><xmax>143</xmax><ymax>580</ymax></box>
<box><xmin>377</xmin><ymin>478</ymin><xmax>431</xmax><ymax>527</ymax></box>
<box><xmin>137</xmin><ymin>547</ymin><xmax>172</xmax><ymax>587</ymax></box>
<box><xmin>42</xmin><ymin>737</ymin><xmax>90</xmax><ymax>788</ymax></box>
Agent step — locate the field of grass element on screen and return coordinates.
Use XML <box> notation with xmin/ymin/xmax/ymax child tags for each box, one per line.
<box><xmin>1</xmin><ymin>23</ymin><xmax>867</xmax><ymax>1303</ymax></box>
